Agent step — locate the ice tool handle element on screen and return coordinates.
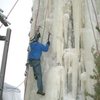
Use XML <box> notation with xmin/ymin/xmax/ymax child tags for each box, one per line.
<box><xmin>48</xmin><ymin>32</ymin><xmax>51</xmax><ymax>42</ymax></box>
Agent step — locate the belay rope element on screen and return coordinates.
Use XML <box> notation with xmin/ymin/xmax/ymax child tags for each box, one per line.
<box><xmin>90</xmin><ymin>0</ymin><xmax>100</xmax><ymax>30</ymax></box>
<box><xmin>34</xmin><ymin>0</ymin><xmax>41</xmax><ymax>35</ymax></box>
<box><xmin>86</xmin><ymin>0</ymin><xmax>99</xmax><ymax>53</ymax></box>
<box><xmin>31</xmin><ymin>0</ymin><xmax>50</xmax><ymax>43</ymax></box>
<box><xmin>41</xmin><ymin>0</ymin><xmax>50</xmax><ymax>42</ymax></box>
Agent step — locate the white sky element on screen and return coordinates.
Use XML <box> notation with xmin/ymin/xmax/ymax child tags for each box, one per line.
<box><xmin>0</xmin><ymin>0</ymin><xmax>32</xmax><ymax>99</ymax></box>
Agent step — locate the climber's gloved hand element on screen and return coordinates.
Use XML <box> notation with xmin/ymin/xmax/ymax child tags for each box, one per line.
<box><xmin>96</xmin><ymin>26</ymin><xmax>100</xmax><ymax>32</ymax></box>
<box><xmin>47</xmin><ymin>41</ymin><xmax>50</xmax><ymax>45</ymax></box>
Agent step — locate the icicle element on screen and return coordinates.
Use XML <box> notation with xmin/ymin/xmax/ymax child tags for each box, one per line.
<box><xmin>80</xmin><ymin>72</ymin><xmax>87</xmax><ymax>100</ymax></box>
<box><xmin>44</xmin><ymin>66</ymin><xmax>65</xmax><ymax>100</ymax></box>
<box><xmin>63</xmin><ymin>49</ymin><xmax>79</xmax><ymax>99</ymax></box>
<box><xmin>63</xmin><ymin>14</ymin><xmax>70</xmax><ymax>48</ymax></box>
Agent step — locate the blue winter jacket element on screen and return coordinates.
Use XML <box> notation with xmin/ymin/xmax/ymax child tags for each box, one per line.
<box><xmin>28</xmin><ymin>41</ymin><xmax>49</xmax><ymax>60</ymax></box>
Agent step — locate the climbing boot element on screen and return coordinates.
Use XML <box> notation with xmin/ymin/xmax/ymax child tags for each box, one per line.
<box><xmin>34</xmin><ymin>75</ymin><xmax>37</xmax><ymax>80</ymax></box>
<box><xmin>37</xmin><ymin>91</ymin><xmax>45</xmax><ymax>96</ymax></box>
<box><xmin>34</xmin><ymin>74</ymin><xmax>37</xmax><ymax>80</ymax></box>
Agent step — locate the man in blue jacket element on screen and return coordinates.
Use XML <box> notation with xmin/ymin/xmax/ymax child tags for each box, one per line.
<box><xmin>28</xmin><ymin>32</ymin><xmax>50</xmax><ymax>95</ymax></box>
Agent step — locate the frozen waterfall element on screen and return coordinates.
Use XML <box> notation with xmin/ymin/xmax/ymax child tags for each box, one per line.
<box><xmin>24</xmin><ymin>0</ymin><xmax>100</xmax><ymax>100</ymax></box>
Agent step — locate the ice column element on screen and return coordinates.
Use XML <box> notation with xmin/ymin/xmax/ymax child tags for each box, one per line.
<box><xmin>52</xmin><ymin>0</ymin><xmax>64</xmax><ymax>64</ymax></box>
<box><xmin>72</xmin><ymin>0</ymin><xmax>81</xmax><ymax>98</ymax></box>
<box><xmin>83</xmin><ymin>0</ymin><xmax>97</xmax><ymax>99</ymax></box>
<box><xmin>72</xmin><ymin>0</ymin><xmax>81</xmax><ymax>53</ymax></box>
<box><xmin>63</xmin><ymin>14</ymin><xmax>70</xmax><ymax>48</ymax></box>
<box><xmin>63</xmin><ymin>48</ymin><xmax>79</xmax><ymax>100</ymax></box>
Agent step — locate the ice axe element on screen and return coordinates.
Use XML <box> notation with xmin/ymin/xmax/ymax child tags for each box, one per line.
<box><xmin>48</xmin><ymin>32</ymin><xmax>51</xmax><ymax>41</ymax></box>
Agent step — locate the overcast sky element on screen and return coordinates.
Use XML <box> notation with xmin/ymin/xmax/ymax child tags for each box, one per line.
<box><xmin>0</xmin><ymin>0</ymin><xmax>32</xmax><ymax>99</ymax></box>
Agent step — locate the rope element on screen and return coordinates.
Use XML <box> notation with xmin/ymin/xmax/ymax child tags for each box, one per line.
<box><xmin>24</xmin><ymin>65</ymin><xmax>29</xmax><ymax>97</ymax></box>
<box><xmin>59</xmin><ymin>69</ymin><xmax>63</xmax><ymax>100</ymax></box>
<box><xmin>29</xmin><ymin>0</ymin><xmax>40</xmax><ymax>41</ymax></box>
<box><xmin>34</xmin><ymin>0</ymin><xmax>41</xmax><ymax>35</ymax></box>
<box><xmin>41</xmin><ymin>0</ymin><xmax>50</xmax><ymax>42</ymax></box>
<box><xmin>4</xmin><ymin>81</ymin><xmax>25</xmax><ymax>91</ymax></box>
<box><xmin>90</xmin><ymin>0</ymin><xmax>100</xmax><ymax>29</ymax></box>
<box><xmin>0</xmin><ymin>0</ymin><xmax>19</xmax><ymax>28</ymax></box>
<box><xmin>15</xmin><ymin>81</ymin><xmax>24</xmax><ymax>88</ymax></box>
<box><xmin>6</xmin><ymin>0</ymin><xmax>19</xmax><ymax>18</ymax></box>
<box><xmin>86</xmin><ymin>0</ymin><xmax>99</xmax><ymax>52</ymax></box>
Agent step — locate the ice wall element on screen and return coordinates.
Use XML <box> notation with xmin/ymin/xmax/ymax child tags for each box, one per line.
<box><xmin>24</xmin><ymin>0</ymin><xmax>100</xmax><ymax>100</ymax></box>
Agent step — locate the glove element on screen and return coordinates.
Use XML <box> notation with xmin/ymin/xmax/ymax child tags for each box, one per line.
<box><xmin>37</xmin><ymin>33</ymin><xmax>41</xmax><ymax>38</ymax></box>
<box><xmin>47</xmin><ymin>41</ymin><xmax>50</xmax><ymax>45</ymax></box>
<box><xmin>96</xmin><ymin>26</ymin><xmax>100</xmax><ymax>32</ymax></box>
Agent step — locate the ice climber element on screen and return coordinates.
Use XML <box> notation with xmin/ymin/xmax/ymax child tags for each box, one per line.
<box><xmin>27</xmin><ymin>27</ymin><xmax>50</xmax><ymax>95</ymax></box>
